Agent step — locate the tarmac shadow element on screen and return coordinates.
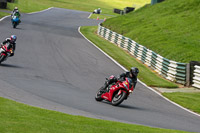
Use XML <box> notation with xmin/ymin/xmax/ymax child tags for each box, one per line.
<box><xmin>101</xmin><ymin>100</ymin><xmax>145</xmax><ymax>111</ymax></box>
<box><xmin>13</xmin><ymin>27</ymin><xmax>23</xmax><ymax>30</ymax></box>
<box><xmin>0</xmin><ymin>63</ymin><xmax>23</xmax><ymax>68</ymax></box>
<box><xmin>118</xmin><ymin>104</ymin><xmax>145</xmax><ymax>111</ymax></box>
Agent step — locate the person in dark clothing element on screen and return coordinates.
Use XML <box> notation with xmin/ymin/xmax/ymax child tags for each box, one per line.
<box><xmin>102</xmin><ymin>67</ymin><xmax>139</xmax><ymax>92</ymax></box>
<box><xmin>1</xmin><ymin>35</ymin><xmax>17</xmax><ymax>57</ymax></box>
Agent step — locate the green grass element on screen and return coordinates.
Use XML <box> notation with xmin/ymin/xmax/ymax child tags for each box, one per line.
<box><xmin>0</xmin><ymin>0</ymin><xmax>150</xmax><ymax>20</ymax></box>
<box><xmin>5</xmin><ymin>0</ymin><xmax>150</xmax><ymax>20</ymax></box>
<box><xmin>163</xmin><ymin>92</ymin><xmax>200</xmax><ymax>114</ymax></box>
<box><xmin>0</xmin><ymin>97</ymin><xmax>191</xmax><ymax>133</ymax></box>
<box><xmin>6</xmin><ymin>0</ymin><xmax>150</xmax><ymax>15</ymax></box>
<box><xmin>0</xmin><ymin>12</ymin><xmax>10</xmax><ymax>18</ymax></box>
<box><xmin>80</xmin><ymin>26</ymin><xmax>177</xmax><ymax>88</ymax></box>
<box><xmin>102</xmin><ymin>0</ymin><xmax>200</xmax><ymax>63</ymax></box>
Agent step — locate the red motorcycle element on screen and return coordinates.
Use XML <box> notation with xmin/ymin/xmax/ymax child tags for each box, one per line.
<box><xmin>0</xmin><ymin>43</ymin><xmax>13</xmax><ymax>64</ymax></box>
<box><xmin>95</xmin><ymin>75</ymin><xmax>135</xmax><ymax>106</ymax></box>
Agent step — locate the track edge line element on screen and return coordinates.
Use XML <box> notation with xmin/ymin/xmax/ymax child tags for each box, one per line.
<box><xmin>78</xmin><ymin>26</ymin><xmax>200</xmax><ymax>118</ymax></box>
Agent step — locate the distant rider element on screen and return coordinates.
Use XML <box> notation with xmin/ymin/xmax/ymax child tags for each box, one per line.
<box><xmin>11</xmin><ymin>7</ymin><xmax>21</xmax><ymax>18</ymax></box>
<box><xmin>102</xmin><ymin>67</ymin><xmax>139</xmax><ymax>92</ymax></box>
<box><xmin>11</xmin><ymin>7</ymin><xmax>21</xmax><ymax>23</ymax></box>
<box><xmin>93</xmin><ymin>8</ymin><xmax>101</xmax><ymax>14</ymax></box>
<box><xmin>1</xmin><ymin>35</ymin><xmax>17</xmax><ymax>57</ymax></box>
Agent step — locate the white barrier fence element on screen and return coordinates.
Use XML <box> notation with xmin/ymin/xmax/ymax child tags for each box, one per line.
<box><xmin>98</xmin><ymin>25</ymin><xmax>187</xmax><ymax>85</ymax></box>
<box><xmin>192</xmin><ymin>65</ymin><xmax>200</xmax><ymax>89</ymax></box>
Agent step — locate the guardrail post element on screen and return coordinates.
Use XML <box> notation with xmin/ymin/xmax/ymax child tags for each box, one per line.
<box><xmin>120</xmin><ymin>10</ymin><xmax>124</xmax><ymax>15</ymax></box>
<box><xmin>186</xmin><ymin>63</ymin><xmax>190</xmax><ymax>86</ymax></box>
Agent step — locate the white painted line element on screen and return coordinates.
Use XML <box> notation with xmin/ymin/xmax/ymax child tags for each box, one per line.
<box><xmin>0</xmin><ymin>15</ymin><xmax>10</xmax><ymax>22</ymax></box>
<box><xmin>88</xmin><ymin>13</ymin><xmax>92</xmax><ymax>18</ymax></box>
<box><xmin>138</xmin><ymin>79</ymin><xmax>200</xmax><ymax>117</ymax></box>
<box><xmin>78</xmin><ymin>26</ymin><xmax>200</xmax><ymax>118</ymax></box>
<box><xmin>78</xmin><ymin>26</ymin><xmax>127</xmax><ymax>71</ymax></box>
<box><xmin>27</xmin><ymin>7</ymin><xmax>54</xmax><ymax>15</ymax></box>
<box><xmin>0</xmin><ymin>7</ymin><xmax>54</xmax><ymax>22</ymax></box>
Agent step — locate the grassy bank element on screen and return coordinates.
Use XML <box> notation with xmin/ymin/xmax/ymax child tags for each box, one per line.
<box><xmin>163</xmin><ymin>92</ymin><xmax>200</xmax><ymax>114</ymax></box>
<box><xmin>80</xmin><ymin>26</ymin><xmax>177</xmax><ymax>88</ymax></box>
<box><xmin>0</xmin><ymin>97</ymin><xmax>190</xmax><ymax>133</ymax></box>
<box><xmin>102</xmin><ymin>0</ymin><xmax>200</xmax><ymax>63</ymax></box>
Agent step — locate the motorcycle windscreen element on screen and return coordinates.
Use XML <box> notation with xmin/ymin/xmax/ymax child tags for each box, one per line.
<box><xmin>126</xmin><ymin>78</ymin><xmax>133</xmax><ymax>89</ymax></box>
<box><xmin>13</xmin><ymin>17</ymin><xmax>19</xmax><ymax>22</ymax></box>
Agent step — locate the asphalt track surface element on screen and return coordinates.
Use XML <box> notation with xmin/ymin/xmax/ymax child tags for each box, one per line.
<box><xmin>0</xmin><ymin>8</ymin><xmax>200</xmax><ymax>132</ymax></box>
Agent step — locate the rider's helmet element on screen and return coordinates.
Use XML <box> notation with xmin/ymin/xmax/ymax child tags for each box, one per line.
<box><xmin>130</xmin><ymin>67</ymin><xmax>139</xmax><ymax>77</ymax></box>
<box><xmin>14</xmin><ymin>7</ymin><xmax>18</xmax><ymax>10</ymax></box>
<box><xmin>10</xmin><ymin>35</ymin><xmax>17</xmax><ymax>43</ymax></box>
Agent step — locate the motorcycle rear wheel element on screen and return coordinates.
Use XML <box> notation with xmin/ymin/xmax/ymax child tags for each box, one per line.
<box><xmin>111</xmin><ymin>90</ymin><xmax>127</xmax><ymax>106</ymax></box>
<box><xmin>95</xmin><ymin>87</ymin><xmax>104</xmax><ymax>101</ymax></box>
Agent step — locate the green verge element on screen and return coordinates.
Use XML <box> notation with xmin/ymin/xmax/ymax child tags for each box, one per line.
<box><xmin>6</xmin><ymin>0</ymin><xmax>150</xmax><ymax>15</ymax></box>
<box><xmin>80</xmin><ymin>26</ymin><xmax>177</xmax><ymax>88</ymax></box>
<box><xmin>102</xmin><ymin>0</ymin><xmax>200</xmax><ymax>63</ymax></box>
<box><xmin>0</xmin><ymin>97</ymin><xmax>190</xmax><ymax>133</ymax></box>
<box><xmin>0</xmin><ymin>12</ymin><xmax>10</xmax><ymax>18</ymax></box>
<box><xmin>163</xmin><ymin>92</ymin><xmax>200</xmax><ymax>114</ymax></box>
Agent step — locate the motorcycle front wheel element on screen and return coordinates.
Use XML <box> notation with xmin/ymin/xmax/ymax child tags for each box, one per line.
<box><xmin>95</xmin><ymin>87</ymin><xmax>104</xmax><ymax>101</ymax></box>
<box><xmin>13</xmin><ymin>22</ymin><xmax>16</xmax><ymax>28</ymax></box>
<box><xmin>111</xmin><ymin>90</ymin><xmax>127</xmax><ymax>106</ymax></box>
<box><xmin>0</xmin><ymin>55</ymin><xmax>6</xmax><ymax>63</ymax></box>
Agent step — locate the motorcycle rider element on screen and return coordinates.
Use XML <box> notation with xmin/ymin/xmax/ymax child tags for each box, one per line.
<box><xmin>93</xmin><ymin>8</ymin><xmax>101</xmax><ymax>14</ymax></box>
<box><xmin>1</xmin><ymin>35</ymin><xmax>17</xmax><ymax>57</ymax></box>
<box><xmin>11</xmin><ymin>7</ymin><xmax>21</xmax><ymax>18</ymax></box>
<box><xmin>11</xmin><ymin>7</ymin><xmax>21</xmax><ymax>23</ymax></box>
<box><xmin>102</xmin><ymin>67</ymin><xmax>139</xmax><ymax>92</ymax></box>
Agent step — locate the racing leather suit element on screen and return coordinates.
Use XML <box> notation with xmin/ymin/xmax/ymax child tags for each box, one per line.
<box><xmin>1</xmin><ymin>38</ymin><xmax>16</xmax><ymax>57</ymax></box>
<box><xmin>11</xmin><ymin>9</ymin><xmax>21</xmax><ymax>18</ymax></box>
<box><xmin>102</xmin><ymin>71</ymin><xmax>137</xmax><ymax>92</ymax></box>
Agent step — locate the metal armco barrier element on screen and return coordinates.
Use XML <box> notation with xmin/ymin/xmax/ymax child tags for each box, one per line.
<box><xmin>98</xmin><ymin>25</ymin><xmax>187</xmax><ymax>85</ymax></box>
<box><xmin>192</xmin><ymin>65</ymin><xmax>200</xmax><ymax>89</ymax></box>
